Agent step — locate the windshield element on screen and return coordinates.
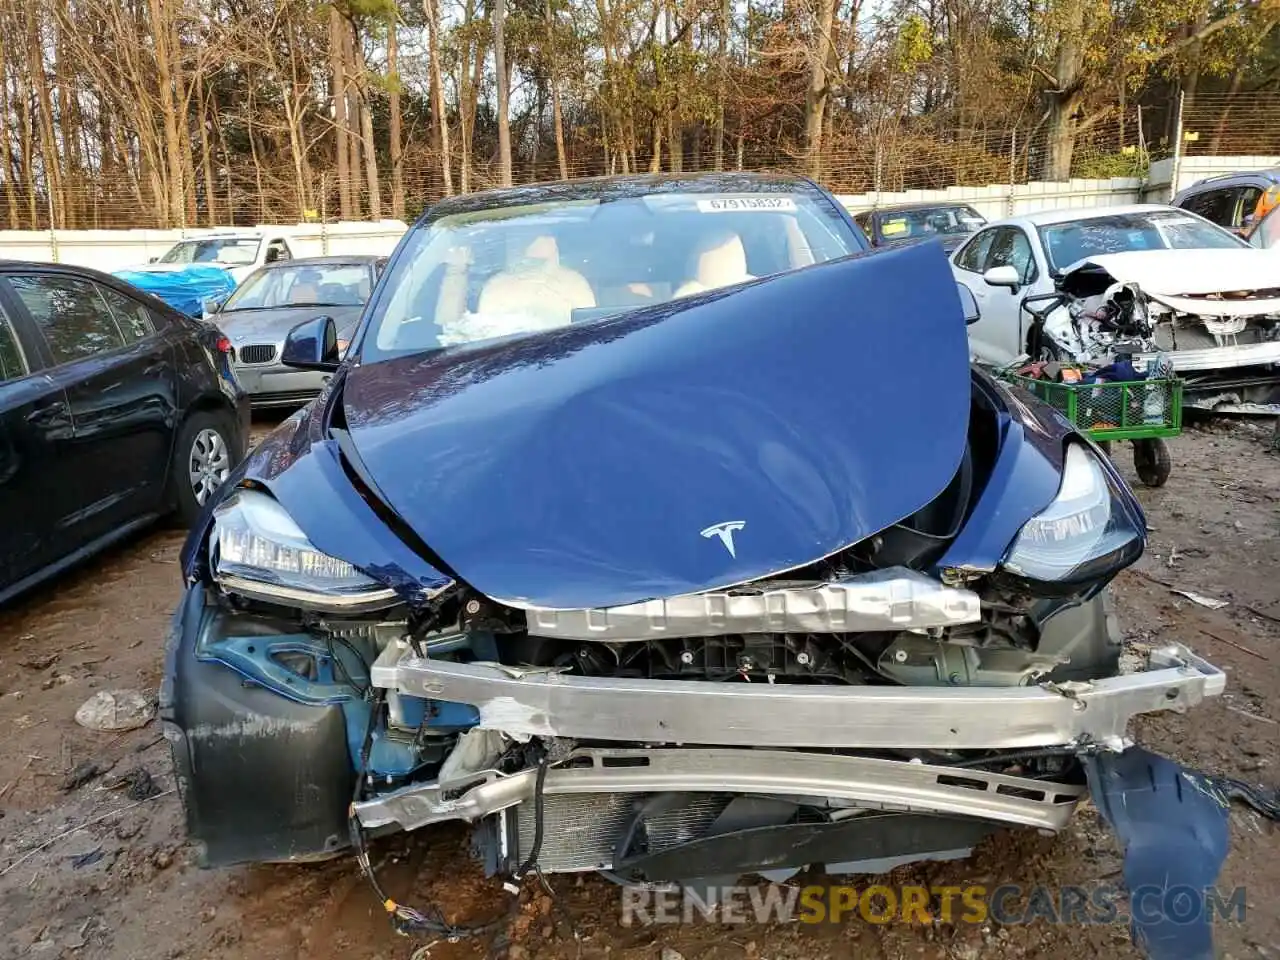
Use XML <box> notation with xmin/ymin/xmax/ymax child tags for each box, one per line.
<box><xmin>365</xmin><ymin>191</ymin><xmax>860</xmax><ymax>361</ymax></box>
<box><xmin>160</xmin><ymin>238</ymin><xmax>260</xmax><ymax>265</ymax></box>
<box><xmin>875</xmin><ymin>205</ymin><xmax>986</xmax><ymax>242</ymax></box>
<box><xmin>224</xmin><ymin>262</ymin><xmax>373</xmax><ymax>310</ymax></box>
<box><xmin>1038</xmin><ymin>210</ymin><xmax>1247</xmax><ymax>272</ymax></box>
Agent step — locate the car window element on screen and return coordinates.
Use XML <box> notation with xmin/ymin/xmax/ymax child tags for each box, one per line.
<box><xmin>224</xmin><ymin>262</ymin><xmax>375</xmax><ymax>310</ymax></box>
<box><xmin>1180</xmin><ymin>188</ymin><xmax>1239</xmax><ymax>227</ymax></box>
<box><xmin>876</xmin><ymin>205</ymin><xmax>986</xmax><ymax>242</ymax></box>
<box><xmin>160</xmin><ymin>237</ymin><xmax>260</xmax><ymax>266</ymax></box>
<box><xmin>0</xmin><ymin>309</ymin><xmax>28</xmax><ymax>383</ymax></box>
<box><xmin>954</xmin><ymin>229</ymin><xmax>997</xmax><ymax>273</ymax></box>
<box><xmin>9</xmin><ymin>274</ymin><xmax>126</xmax><ymax>365</ymax></box>
<box><xmin>986</xmin><ymin>227</ymin><xmax>1037</xmax><ymax>284</ymax></box>
<box><xmin>95</xmin><ymin>284</ymin><xmax>156</xmax><ymax>344</ymax></box>
<box><xmin>1238</xmin><ymin>186</ymin><xmax>1264</xmax><ymax>230</ymax></box>
<box><xmin>1038</xmin><ymin>210</ymin><xmax>1246</xmax><ymax>272</ymax></box>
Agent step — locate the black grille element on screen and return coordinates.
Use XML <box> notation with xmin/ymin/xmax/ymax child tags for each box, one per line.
<box><xmin>238</xmin><ymin>344</ymin><xmax>277</xmax><ymax>365</ymax></box>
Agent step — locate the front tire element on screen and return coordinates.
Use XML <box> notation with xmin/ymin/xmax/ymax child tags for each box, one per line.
<box><xmin>171</xmin><ymin>410</ymin><xmax>237</xmax><ymax>526</ymax></box>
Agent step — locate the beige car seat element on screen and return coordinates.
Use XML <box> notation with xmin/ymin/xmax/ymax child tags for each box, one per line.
<box><xmin>476</xmin><ymin>235</ymin><xmax>596</xmax><ymax>331</ymax></box>
<box><xmin>674</xmin><ymin>231</ymin><xmax>755</xmax><ymax>297</ymax></box>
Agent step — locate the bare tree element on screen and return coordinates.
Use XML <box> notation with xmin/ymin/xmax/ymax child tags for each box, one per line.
<box><xmin>493</xmin><ymin>0</ymin><xmax>514</xmax><ymax>186</ymax></box>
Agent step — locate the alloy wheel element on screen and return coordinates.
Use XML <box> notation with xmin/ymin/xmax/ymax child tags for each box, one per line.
<box><xmin>189</xmin><ymin>428</ymin><xmax>231</xmax><ymax>506</ymax></box>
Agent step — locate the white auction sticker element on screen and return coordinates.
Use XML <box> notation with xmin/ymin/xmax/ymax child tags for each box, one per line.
<box><xmin>696</xmin><ymin>196</ymin><xmax>797</xmax><ymax>213</ymax></box>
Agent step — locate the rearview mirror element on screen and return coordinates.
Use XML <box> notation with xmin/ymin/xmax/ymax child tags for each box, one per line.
<box><xmin>983</xmin><ymin>265</ymin><xmax>1021</xmax><ymax>291</ymax></box>
<box><xmin>956</xmin><ymin>284</ymin><xmax>981</xmax><ymax>325</ymax></box>
<box><xmin>281</xmin><ymin>315</ymin><xmax>341</xmax><ymax>372</ymax></box>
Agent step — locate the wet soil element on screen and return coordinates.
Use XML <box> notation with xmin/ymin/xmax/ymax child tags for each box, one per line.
<box><xmin>1</xmin><ymin>418</ymin><xmax>1277</xmax><ymax>960</ymax></box>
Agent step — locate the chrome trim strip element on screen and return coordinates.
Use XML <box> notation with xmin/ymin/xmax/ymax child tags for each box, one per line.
<box><xmin>214</xmin><ymin>573</ymin><xmax>400</xmax><ymax>613</ymax></box>
<box><xmin>1135</xmin><ymin>340</ymin><xmax>1280</xmax><ymax>373</ymax></box>
<box><xmin>371</xmin><ymin>643</ymin><xmax>1224</xmax><ymax>750</ymax></box>
<box><xmin>352</xmin><ymin>747</ymin><xmax>1086</xmax><ymax>834</ymax></box>
<box><xmin>523</xmin><ymin>568</ymin><xmax>982</xmax><ymax>642</ymax></box>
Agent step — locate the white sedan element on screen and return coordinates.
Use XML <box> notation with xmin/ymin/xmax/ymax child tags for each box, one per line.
<box><xmin>950</xmin><ymin>204</ymin><xmax>1255</xmax><ymax>367</ymax></box>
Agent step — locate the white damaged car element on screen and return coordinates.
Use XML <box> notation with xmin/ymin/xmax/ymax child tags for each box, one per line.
<box><xmin>953</xmin><ymin>204</ymin><xmax>1280</xmax><ymax>410</ymax></box>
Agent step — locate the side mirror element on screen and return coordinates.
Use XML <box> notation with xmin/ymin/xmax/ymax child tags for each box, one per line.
<box><xmin>148</xmin><ymin>255</ymin><xmax>160</xmax><ymax>263</ymax></box>
<box><xmin>264</xmin><ymin>247</ymin><xmax>281</xmax><ymax>264</ymax></box>
<box><xmin>203</xmin><ymin>295</ymin><xmax>227</xmax><ymax>315</ymax></box>
<box><xmin>281</xmin><ymin>315</ymin><xmax>341</xmax><ymax>372</ymax></box>
<box><xmin>983</xmin><ymin>265</ymin><xmax>1021</xmax><ymax>291</ymax></box>
<box><xmin>956</xmin><ymin>284</ymin><xmax>981</xmax><ymax>325</ymax></box>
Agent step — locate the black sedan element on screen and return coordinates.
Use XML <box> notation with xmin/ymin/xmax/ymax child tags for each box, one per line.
<box><xmin>0</xmin><ymin>261</ymin><xmax>250</xmax><ymax>603</ymax></box>
<box><xmin>854</xmin><ymin>202</ymin><xmax>988</xmax><ymax>252</ymax></box>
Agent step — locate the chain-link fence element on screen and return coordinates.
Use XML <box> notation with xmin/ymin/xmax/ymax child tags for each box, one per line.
<box><xmin>1</xmin><ymin>92</ymin><xmax>1274</xmax><ymax>231</ymax></box>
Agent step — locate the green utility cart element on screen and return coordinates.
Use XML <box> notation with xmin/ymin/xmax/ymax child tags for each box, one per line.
<box><xmin>999</xmin><ymin>372</ymin><xmax>1183</xmax><ymax>487</ymax></box>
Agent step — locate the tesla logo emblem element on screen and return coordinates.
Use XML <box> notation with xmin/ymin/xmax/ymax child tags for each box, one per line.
<box><xmin>701</xmin><ymin>521</ymin><xmax>746</xmax><ymax>558</ymax></box>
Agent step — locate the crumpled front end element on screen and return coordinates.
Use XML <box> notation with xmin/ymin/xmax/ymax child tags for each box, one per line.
<box><xmin>165</xmin><ymin>243</ymin><xmax>1230</xmax><ymax>960</ymax></box>
<box><xmin>1048</xmin><ymin>251</ymin><xmax>1280</xmax><ymax>411</ymax></box>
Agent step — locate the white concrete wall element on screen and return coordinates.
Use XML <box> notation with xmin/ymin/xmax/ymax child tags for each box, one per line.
<box><xmin>837</xmin><ymin>177</ymin><xmax>1145</xmax><ymax>220</ymax></box>
<box><xmin>0</xmin><ymin>220</ymin><xmax>409</xmax><ymax>271</ymax></box>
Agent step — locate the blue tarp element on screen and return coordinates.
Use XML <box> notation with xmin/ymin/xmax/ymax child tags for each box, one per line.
<box><xmin>112</xmin><ymin>265</ymin><xmax>237</xmax><ymax>318</ymax></box>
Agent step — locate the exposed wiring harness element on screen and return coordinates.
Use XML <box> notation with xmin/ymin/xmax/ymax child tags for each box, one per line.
<box><xmin>346</xmin><ymin>690</ymin><xmax>563</xmax><ymax>952</ymax></box>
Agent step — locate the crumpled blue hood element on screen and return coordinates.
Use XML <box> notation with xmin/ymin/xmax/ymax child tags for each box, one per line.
<box><xmin>341</xmin><ymin>242</ymin><xmax>972</xmax><ymax>610</ymax></box>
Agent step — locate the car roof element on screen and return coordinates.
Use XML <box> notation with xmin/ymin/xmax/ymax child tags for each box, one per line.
<box><xmin>986</xmin><ymin>203</ymin><xmax>1189</xmax><ymax>228</ymax></box>
<box><xmin>864</xmin><ymin>201</ymin><xmax>983</xmax><ymax>215</ymax></box>
<box><xmin>422</xmin><ymin>172</ymin><xmax>827</xmax><ymax>221</ymax></box>
<box><xmin>257</xmin><ymin>255</ymin><xmax>382</xmax><ymax>270</ymax></box>
<box><xmin>177</xmin><ymin>231</ymin><xmax>267</xmax><ymax>239</ymax></box>
<box><xmin>1179</xmin><ymin>169</ymin><xmax>1280</xmax><ymax>193</ymax></box>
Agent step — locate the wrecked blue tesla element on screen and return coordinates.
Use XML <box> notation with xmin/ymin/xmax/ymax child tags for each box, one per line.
<box><xmin>162</xmin><ymin>174</ymin><xmax>1229</xmax><ymax>954</ymax></box>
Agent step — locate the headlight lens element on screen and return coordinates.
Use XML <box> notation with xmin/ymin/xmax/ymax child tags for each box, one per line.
<box><xmin>211</xmin><ymin>489</ymin><xmax>397</xmax><ymax>611</ymax></box>
<box><xmin>1002</xmin><ymin>443</ymin><xmax>1141</xmax><ymax>584</ymax></box>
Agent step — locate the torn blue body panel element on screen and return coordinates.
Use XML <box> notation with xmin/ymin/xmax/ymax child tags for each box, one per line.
<box><xmin>1084</xmin><ymin>746</ymin><xmax>1232</xmax><ymax>960</ymax></box>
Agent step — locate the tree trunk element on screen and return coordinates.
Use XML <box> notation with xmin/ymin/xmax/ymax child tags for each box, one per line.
<box><xmin>492</xmin><ymin>0</ymin><xmax>513</xmax><ymax>186</ymax></box>
<box><xmin>28</xmin><ymin>8</ymin><xmax>66</xmax><ymax>228</ymax></box>
<box><xmin>803</xmin><ymin>0</ymin><xmax>837</xmax><ymax>176</ymax></box>
<box><xmin>344</xmin><ymin>21</ymin><xmax>363</xmax><ymax>217</ymax></box>
<box><xmin>713</xmin><ymin>0</ymin><xmax>728</xmax><ymax>170</ymax></box>
<box><xmin>171</xmin><ymin>16</ymin><xmax>197</xmax><ymax>229</ymax></box>
<box><xmin>145</xmin><ymin>0</ymin><xmax>183</xmax><ymax>226</ymax></box>
<box><xmin>425</xmin><ymin>0</ymin><xmax>454</xmax><ymax>195</ymax></box>
<box><xmin>388</xmin><ymin>13</ymin><xmax>404</xmax><ymax>218</ymax></box>
<box><xmin>1043</xmin><ymin>0</ymin><xmax>1085</xmax><ymax>181</ymax></box>
<box><xmin>197</xmin><ymin>74</ymin><xmax>217</xmax><ymax>225</ymax></box>
<box><xmin>350</xmin><ymin>25</ymin><xmax>382</xmax><ymax>219</ymax></box>
<box><xmin>0</xmin><ymin>38</ymin><xmax>18</xmax><ymax>228</ymax></box>
<box><xmin>546</xmin><ymin>0</ymin><xmax>568</xmax><ymax>180</ymax></box>
<box><xmin>460</xmin><ymin>0</ymin><xmax>488</xmax><ymax>193</ymax></box>
<box><xmin>330</xmin><ymin>6</ymin><xmax>352</xmax><ymax>218</ymax></box>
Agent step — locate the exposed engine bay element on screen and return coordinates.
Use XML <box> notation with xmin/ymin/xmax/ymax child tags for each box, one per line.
<box><xmin>1036</xmin><ymin>252</ymin><xmax>1280</xmax><ymax>409</ymax></box>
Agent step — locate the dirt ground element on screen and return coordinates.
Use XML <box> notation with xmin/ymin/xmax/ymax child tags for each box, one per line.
<box><xmin>1</xmin><ymin>417</ymin><xmax>1277</xmax><ymax>960</ymax></box>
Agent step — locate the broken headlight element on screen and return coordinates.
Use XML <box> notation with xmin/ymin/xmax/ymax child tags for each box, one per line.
<box><xmin>1001</xmin><ymin>443</ymin><xmax>1142</xmax><ymax>586</ymax></box>
<box><xmin>210</xmin><ymin>488</ymin><xmax>397</xmax><ymax>612</ymax></box>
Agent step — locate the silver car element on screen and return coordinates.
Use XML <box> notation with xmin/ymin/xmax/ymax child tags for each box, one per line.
<box><xmin>206</xmin><ymin>255</ymin><xmax>384</xmax><ymax>408</ymax></box>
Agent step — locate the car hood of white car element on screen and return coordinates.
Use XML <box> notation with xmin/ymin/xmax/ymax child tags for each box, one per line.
<box><xmin>1062</xmin><ymin>248</ymin><xmax>1280</xmax><ymax>317</ymax></box>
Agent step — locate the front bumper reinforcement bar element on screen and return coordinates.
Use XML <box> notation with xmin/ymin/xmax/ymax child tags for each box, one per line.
<box><xmin>353</xmin><ymin>746</ymin><xmax>1087</xmax><ymax>834</ymax></box>
<box><xmin>370</xmin><ymin>643</ymin><xmax>1224</xmax><ymax>750</ymax></box>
